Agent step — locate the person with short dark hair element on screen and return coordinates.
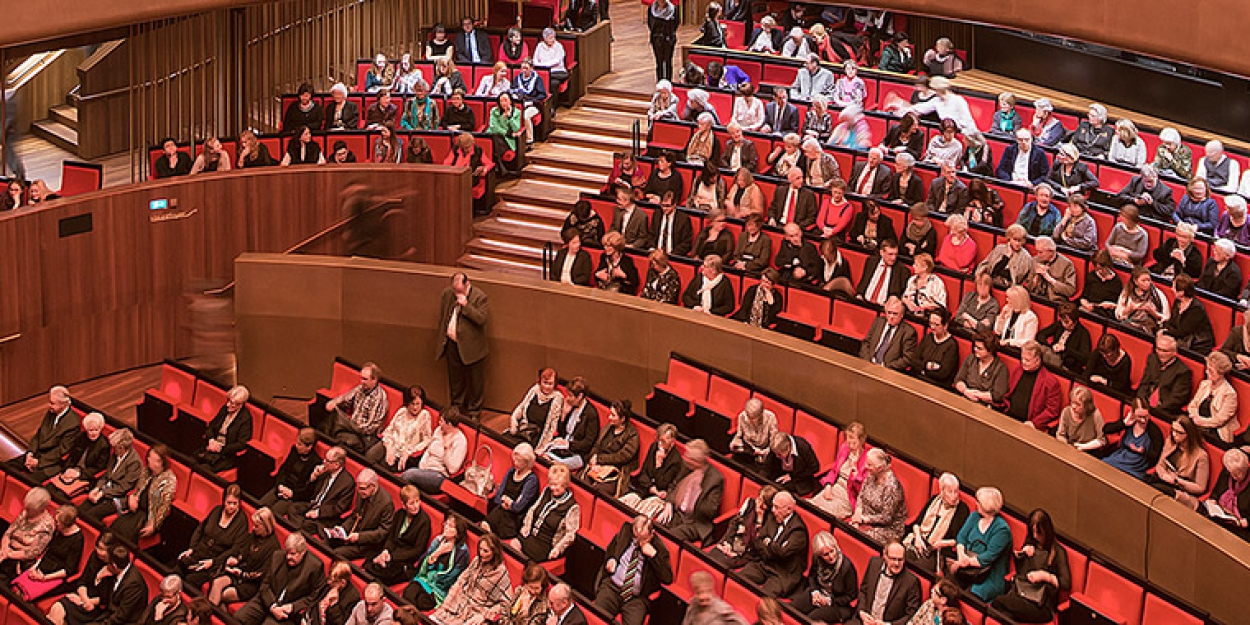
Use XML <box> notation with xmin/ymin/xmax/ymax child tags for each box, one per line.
<box><xmin>650</xmin><ymin>190</ymin><xmax>693</xmax><ymax>257</ymax></box>
<box><xmin>439</xmin><ymin>273</ymin><xmax>491</xmax><ymax>419</ymax></box>
<box><xmin>282</xmin><ymin>83</ymin><xmax>324</xmax><ymax>134</ymax></box>
<box><xmin>154</xmin><ymin>138</ymin><xmax>193</xmax><ymax>178</ymax></box>
<box><xmin>955</xmin><ymin>330</ymin><xmax>1010</xmax><ymax>405</ymax></box>
<box><xmin>551</xmin><ymin>228</ymin><xmax>592</xmax><ymax>286</ymax></box>
<box><xmin>582</xmin><ymin>400</ymin><xmax>641</xmax><ymax>498</ymax></box>
<box><xmin>178</xmin><ymin>485</ymin><xmax>248</xmax><ymax>590</ymax></box>
<box><xmin>454</xmin><ymin>17</ymin><xmax>493</xmax><ymax>65</ymax></box>
<box><xmin>912</xmin><ymin>307</ymin><xmax>959</xmax><ymax>387</ymax></box>
<box><xmin>329</xmin><ymin>140</ymin><xmax>357</xmax><ymax>164</ymax></box>
<box><xmin>259</xmin><ymin>427</ymin><xmax>320</xmax><ymax>507</ymax></box>
<box><xmin>732</xmin><ymin>268</ymin><xmax>783</xmax><ymax>328</ymax></box>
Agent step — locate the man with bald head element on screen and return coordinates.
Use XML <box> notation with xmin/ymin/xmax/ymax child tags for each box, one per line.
<box><xmin>859</xmin><ymin>297</ymin><xmax>917</xmax><ymax>372</ymax></box>
<box><xmin>345</xmin><ymin>583</ymin><xmax>393</xmax><ymax>625</ymax></box>
<box><xmin>10</xmin><ymin>386</ymin><xmax>79</xmax><ymax>477</ymax></box>
<box><xmin>738</xmin><ymin>490</ymin><xmax>808</xmax><ymax>596</ymax></box>
<box><xmin>329</xmin><ymin>468</ymin><xmax>394</xmax><ymax>559</ymax></box>
<box><xmin>275</xmin><ymin>446</ymin><xmax>356</xmax><ymax>535</ymax></box>
<box><xmin>547</xmin><ymin>583</ymin><xmax>586</xmax><ymax>625</ymax></box>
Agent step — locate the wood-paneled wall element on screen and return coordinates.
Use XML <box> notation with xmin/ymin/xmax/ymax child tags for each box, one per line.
<box><xmin>234</xmin><ymin>255</ymin><xmax>1250</xmax><ymax>625</ymax></box>
<box><xmin>0</xmin><ymin>165</ymin><xmax>470</xmax><ymax>405</ymax></box>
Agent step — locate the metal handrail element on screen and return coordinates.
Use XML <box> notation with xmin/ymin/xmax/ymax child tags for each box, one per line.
<box><xmin>541</xmin><ymin>241</ymin><xmax>553</xmax><ymax>281</ymax></box>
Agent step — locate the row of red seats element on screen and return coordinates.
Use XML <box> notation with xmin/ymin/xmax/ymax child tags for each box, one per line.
<box><xmin>651</xmin><ymin>354</ymin><xmax>1205</xmax><ymax>625</ymax></box>
<box><xmin>145</xmin><ymin>129</ymin><xmax>495</xmax><ymax>181</ymax></box>
<box><xmin>277</xmin><ymin>81</ymin><xmax>551</xmax><ymax>133</ymax></box>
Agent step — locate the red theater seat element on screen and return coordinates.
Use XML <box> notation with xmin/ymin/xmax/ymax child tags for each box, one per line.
<box><xmin>151</xmin><ymin>364</ymin><xmax>196</xmax><ymax>406</ymax></box>
<box><xmin>1140</xmin><ymin>593</ymin><xmax>1202</xmax><ymax>625</ymax></box>
<box><xmin>1069</xmin><ymin>560</ymin><xmax>1144</xmax><ymax>625</ymax></box>
<box><xmin>658</xmin><ymin>358</ymin><xmax>711</xmax><ymax>402</ymax></box>
<box><xmin>697</xmin><ymin>375</ymin><xmax>751</xmax><ymax>419</ymax></box>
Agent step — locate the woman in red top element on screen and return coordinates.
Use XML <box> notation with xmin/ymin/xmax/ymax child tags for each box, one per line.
<box><xmin>815</xmin><ymin>179</ymin><xmax>853</xmax><ymax>239</ymax></box>
<box><xmin>443</xmin><ymin>132</ymin><xmax>494</xmax><ymax>214</ymax></box>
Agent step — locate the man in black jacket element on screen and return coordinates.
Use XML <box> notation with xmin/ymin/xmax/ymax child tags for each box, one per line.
<box><xmin>328</xmin><ymin>468</ymin><xmax>394</xmax><ymax>559</ymax></box>
<box><xmin>1135</xmin><ymin>334</ymin><xmax>1193</xmax><ymax>418</ymax></box>
<box><xmin>1114</xmin><ymin>164</ymin><xmax>1176</xmax><ymax>224</ymax></box>
<box><xmin>259</xmin><ymin>427</ymin><xmax>320</xmax><ymax>506</ymax></box>
<box><xmin>774</xmin><ymin>223</ymin><xmax>820</xmax><ymax>285</ymax></box>
<box><xmin>453</xmin><ymin>17</ymin><xmax>492</xmax><ymax>65</ymax></box>
<box><xmin>549</xmin><ymin>583</ymin><xmax>587</xmax><ymax>625</ymax></box>
<box><xmin>848</xmin><ymin>148</ymin><xmax>893</xmax><ymax>198</ymax></box>
<box><xmin>649</xmin><ymin>192</ymin><xmax>694</xmax><ymax>257</ymax></box>
<box><xmin>738</xmin><ymin>490</ymin><xmax>809</xmax><ymax>596</ymax></box>
<box><xmin>766</xmin><ymin>432</ymin><xmax>821</xmax><ymax>497</ymax></box>
<box><xmin>540</xmin><ymin>376</ymin><xmax>599</xmax><ymax>470</ymax></box>
<box><xmin>322</xmin><ymin>83</ymin><xmax>361</xmax><ymax>131</ymax></box>
<box><xmin>664</xmin><ymin>439</ymin><xmax>725</xmax><ymax>543</ymax></box>
<box><xmin>10</xmin><ymin>385</ymin><xmax>79</xmax><ymax>477</ymax></box>
<box><xmin>846</xmin><ymin>543</ymin><xmax>922</xmax><ymax>625</ymax></box>
<box><xmin>761</xmin><ymin>87</ymin><xmax>801</xmax><ymax>136</ymax></box>
<box><xmin>594</xmin><ymin>516</ymin><xmax>674</xmax><ymax>625</ymax></box>
<box><xmin>236</xmin><ymin>534</ymin><xmax>327</xmax><ymax>625</ymax></box>
<box><xmin>100</xmin><ymin>545</ymin><xmax>149</xmax><ymax>625</ymax></box>
<box><xmin>856</xmin><ymin>241</ymin><xmax>910</xmax><ymax>305</ymax></box>
<box><xmin>732</xmin><ymin>268</ymin><xmax>784</xmax><ymax>328</ymax></box>
<box><xmin>769</xmin><ymin>168</ymin><xmax>817</xmax><ymax>230</ymax></box>
<box><xmin>273</xmin><ymin>446</ymin><xmax>356</xmax><ymax>534</ymax></box>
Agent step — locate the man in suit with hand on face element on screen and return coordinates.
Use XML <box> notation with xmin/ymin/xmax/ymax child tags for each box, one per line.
<box><xmin>438</xmin><ymin>272</ymin><xmax>490</xmax><ymax>421</ymax></box>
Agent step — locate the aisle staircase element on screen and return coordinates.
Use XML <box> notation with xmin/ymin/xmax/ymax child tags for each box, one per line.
<box><xmin>457</xmin><ymin>85</ymin><xmax>652</xmax><ymax>278</ymax></box>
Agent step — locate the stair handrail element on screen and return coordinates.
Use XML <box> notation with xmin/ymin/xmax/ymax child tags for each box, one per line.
<box><xmin>631</xmin><ymin>119</ymin><xmax>641</xmax><ymax>158</ymax></box>
<box><xmin>541</xmin><ymin>241</ymin><xmax>553</xmax><ymax>281</ymax></box>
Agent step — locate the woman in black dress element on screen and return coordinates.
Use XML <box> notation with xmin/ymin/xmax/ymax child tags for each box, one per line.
<box><xmin>483</xmin><ymin>444</ymin><xmax>540</xmax><ymax>540</ymax></box>
<box><xmin>12</xmin><ymin>505</ymin><xmax>84</xmax><ymax>601</ymax></box>
<box><xmin>364</xmin><ymin>486</ymin><xmax>432</xmax><ymax>584</ymax></box>
<box><xmin>178</xmin><ymin>485</ymin><xmax>249</xmax><ymax>590</ymax></box>
<box><xmin>707</xmin><ymin>484</ymin><xmax>777</xmax><ymax>568</ymax></box>
<box><xmin>1085</xmin><ymin>333</ymin><xmax>1134</xmax><ymax>396</ymax></box>
<box><xmin>514</xmin><ymin>463</ymin><xmax>580</xmax><ymax>562</ymax></box>
<box><xmin>1036</xmin><ymin>302</ymin><xmax>1092</xmax><ymax>374</ymax></box>
<box><xmin>281</xmin><ymin>126</ymin><xmax>324</xmax><ymax>166</ymax></box>
<box><xmin>1079</xmin><ymin>250</ymin><xmax>1123</xmax><ymax>318</ymax></box>
<box><xmin>44</xmin><ymin>531</ymin><xmax>116</xmax><ymax>625</ymax></box>
<box><xmin>206</xmin><ymin>507</ymin><xmax>280</xmax><ymax>607</ymax></box>
<box><xmin>641</xmin><ymin>249</ymin><xmax>682</xmax><ymax>304</ymax></box>
<box><xmin>618</xmin><ymin>423</ymin><xmax>684</xmax><ymax>521</ymax></box>
<box><xmin>43</xmin><ymin>411</ymin><xmax>109</xmax><ymax>489</ymax></box>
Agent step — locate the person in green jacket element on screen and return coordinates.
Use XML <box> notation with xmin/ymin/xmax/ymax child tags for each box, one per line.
<box><xmin>487</xmin><ymin>92</ymin><xmax>525</xmax><ymax>175</ymax></box>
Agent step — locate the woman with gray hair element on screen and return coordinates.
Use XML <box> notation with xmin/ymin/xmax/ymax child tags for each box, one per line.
<box><xmin>85</xmin><ymin>428</ymin><xmax>141</xmax><ymax>511</ymax></box>
<box><xmin>887</xmin><ymin>152</ymin><xmax>924</xmax><ymax>205</ymax></box>
<box><xmin>483</xmin><ymin>443</ymin><xmax>540</xmax><ymax>540</ymax></box>
<box><xmin>1200</xmin><ymin>238</ymin><xmax>1243</xmax><ymax>300</ymax></box>
<box><xmin>1030</xmin><ymin>98</ymin><xmax>1065</xmax><ymax>147</ymax></box>
<box><xmin>729</xmin><ymin>398</ymin><xmax>777</xmax><ymax>465</ymax></box>
<box><xmin>936</xmin><ymin>208</ymin><xmax>976</xmax><ymax>274</ymax></box>
<box><xmin>1187</xmin><ymin>351</ymin><xmax>1239</xmax><ymax>443</ymax></box>
<box><xmin>949</xmin><ymin>486</ymin><xmax>1012</xmax><ymax>601</ymax></box>
<box><xmin>0</xmin><ymin>487</ymin><xmax>54</xmax><ymax>579</ymax></box>
<box><xmin>46</xmin><ymin>411</ymin><xmax>110</xmax><ymax>494</ymax></box>
<box><xmin>849</xmin><ymin>449</ymin><xmax>907</xmax><ymax>544</ymax></box>
<box><xmin>684</xmin><ymin>112</ymin><xmax>720</xmax><ymax>165</ymax></box>
<box><xmin>803</xmin><ymin>94</ymin><xmax>833</xmax><ymax>142</ymax></box>
<box><xmin>1068</xmin><ymin>102</ymin><xmax>1113</xmax><ymax>159</ymax></box>
<box><xmin>138</xmin><ymin>575</ymin><xmax>186</xmax><ymax>625</ymax></box>
<box><xmin>1192</xmin><ymin>448</ymin><xmax>1250</xmax><ymax>536</ymax></box>
<box><xmin>532</xmin><ymin>29</ymin><xmax>567</xmax><ymax>92</ymax></box>
<box><xmin>681</xmin><ymin>88</ymin><xmax>719</xmax><ymax>125</ymax></box>
<box><xmin>788</xmin><ymin>531</ymin><xmax>857</xmax><ymax>623</ymax></box>
<box><xmin>903</xmin><ymin>473</ymin><xmax>969</xmax><ymax>573</ymax></box>
<box><xmin>1153</xmin><ymin>127</ymin><xmax>1192</xmax><ymax>179</ymax></box>
<box><xmin>1216</xmin><ymin>196</ymin><xmax>1250</xmax><ymax>248</ymax></box>
<box><xmin>648</xmin><ymin>81</ymin><xmax>679</xmax><ymax>123</ymax></box>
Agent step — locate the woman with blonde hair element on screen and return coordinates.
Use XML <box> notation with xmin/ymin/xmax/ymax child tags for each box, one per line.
<box><xmin>475</xmin><ymin>61</ymin><xmax>511</xmax><ymax>97</ymax></box>
<box><xmin>640</xmin><ymin>248</ymin><xmax>681</xmax><ymax>304</ymax></box>
<box><xmin>1055</xmin><ymin>386</ymin><xmax>1106</xmax><ymax>451</ymax></box>
<box><xmin>506</xmin><ymin>369</ymin><xmax>564</xmax><ymax>447</ymax></box>
<box><xmin>994</xmin><ymin>286</ymin><xmax>1037</xmax><ymax>348</ymax></box>
<box><xmin>902</xmin><ymin>253</ymin><xmax>947</xmax><ymax>313</ymax></box>
<box><xmin>1187</xmin><ymin>351</ymin><xmax>1239</xmax><ymax>443</ymax></box>
<box><xmin>1109</xmin><ymin>118</ymin><xmax>1147</xmax><ymax>167</ymax></box>
<box><xmin>513</xmin><ymin>463</ymin><xmax>580</xmax><ymax>561</ymax></box>
<box><xmin>936</xmin><ymin>214</ymin><xmax>977</xmax><ymax>274</ymax></box>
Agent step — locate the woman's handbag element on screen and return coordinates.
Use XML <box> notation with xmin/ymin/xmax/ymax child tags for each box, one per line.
<box><xmin>460</xmin><ymin>445</ymin><xmax>496</xmax><ymax>498</ymax></box>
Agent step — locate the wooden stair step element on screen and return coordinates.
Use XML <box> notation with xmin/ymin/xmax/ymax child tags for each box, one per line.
<box><xmin>30</xmin><ymin>119</ymin><xmax>78</xmax><ymax>154</ymax></box>
<box><xmin>494</xmin><ymin>201</ymin><xmax>573</xmax><ymax>227</ymax></box>
<box><xmin>457</xmin><ymin>252</ymin><xmax>544</xmax><ymax>278</ymax></box>
<box><xmin>574</xmin><ymin>104</ymin><xmax>648</xmax><ymax>121</ymax></box>
<box><xmin>548</xmin><ymin>129</ymin><xmax>634</xmax><ymax>150</ymax></box>
<box><xmin>557</xmin><ymin>116</ymin><xmax>636</xmax><ymax>139</ymax></box>
<box><xmin>472</xmin><ymin>216</ymin><xmax>562</xmax><ymax>245</ymax></box>
<box><xmin>527</xmin><ymin>151</ymin><xmax>614</xmax><ymax>176</ymax></box>
<box><xmin>523</xmin><ymin>163</ymin><xmax>606</xmax><ymax>188</ymax></box>
<box><xmin>576</xmin><ymin>97</ymin><xmax>652</xmax><ymax>115</ymax></box>
<box><xmin>497</xmin><ymin>178</ymin><xmax>593</xmax><ymax>207</ymax></box>
<box><xmin>466</xmin><ymin>236</ymin><xmax>549</xmax><ymax>262</ymax></box>
<box><xmin>587</xmin><ymin>85</ymin><xmax>655</xmax><ymax>103</ymax></box>
<box><xmin>49</xmin><ymin>105</ymin><xmax>78</xmax><ymax>131</ymax></box>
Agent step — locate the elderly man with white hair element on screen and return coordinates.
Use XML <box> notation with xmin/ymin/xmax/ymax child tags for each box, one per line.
<box><xmin>1193</xmin><ymin>448</ymin><xmax>1250</xmax><ymax>535</ymax></box>
<box><xmin>0</xmin><ymin>487</ymin><xmax>54</xmax><ymax>579</ymax></box>
<box><xmin>1066</xmin><ymin>102</ymin><xmax>1113</xmax><ymax>159</ymax></box>
<box><xmin>328</xmin><ymin>467</ymin><xmax>393</xmax><ymax>559</ymax></box>
<box><xmin>9</xmin><ymin>386</ymin><xmax>78</xmax><ymax>478</ymax></box>
<box><xmin>1195</xmin><ymin>139</ymin><xmax>1240</xmax><ymax>194</ymax></box>
<box><xmin>1026</xmin><ymin>236</ymin><xmax>1077</xmax><ymax>302</ymax></box>
<box><xmin>139</xmin><ymin>575</ymin><xmax>187</xmax><ymax>624</ymax></box>
<box><xmin>344</xmin><ymin>582</ymin><xmax>393</xmax><ymax>625</ymax></box>
<box><xmin>548</xmin><ymin>583</ymin><xmax>586</xmax><ymax>625</ymax></box>
<box><xmin>196</xmin><ymin>385</ymin><xmax>253</xmax><ymax>472</ymax></box>
<box><xmin>236</xmin><ymin>533</ymin><xmax>326</xmax><ymax>625</ymax></box>
<box><xmin>665</xmin><ymin>440</ymin><xmax>725</xmax><ymax>543</ymax></box>
<box><xmin>738</xmin><ymin>490</ymin><xmax>809</xmax><ymax>596</ymax></box>
<box><xmin>1114</xmin><ymin>163</ymin><xmax>1176</xmax><ymax>223</ymax></box>
<box><xmin>1198</xmin><ymin>238</ymin><xmax>1243</xmax><ymax>300</ymax></box>
<box><xmin>849</xmin><ymin>147</ymin><xmax>892</xmax><ymax>197</ymax></box>
<box><xmin>781</xmin><ymin>27</ymin><xmax>813</xmax><ymax>58</ymax></box>
<box><xmin>323</xmin><ymin>82</ymin><xmax>360</xmax><ymax>131</ymax></box>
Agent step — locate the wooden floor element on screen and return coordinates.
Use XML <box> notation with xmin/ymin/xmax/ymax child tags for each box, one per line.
<box><xmin>596</xmin><ymin>0</ymin><xmax>701</xmax><ymax>94</ymax></box>
<box><xmin>12</xmin><ymin>135</ymin><xmax>136</xmax><ymax>190</ymax></box>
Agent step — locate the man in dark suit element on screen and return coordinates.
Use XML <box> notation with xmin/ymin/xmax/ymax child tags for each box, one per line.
<box><xmin>773</xmin><ymin>223</ymin><xmax>820</xmax><ymax>286</ymax></box>
<box><xmin>664</xmin><ymin>439</ymin><xmax>725</xmax><ymax>543</ymax></box>
<box><xmin>738</xmin><ymin>490</ymin><xmax>808</xmax><ymax>596</ymax></box>
<box><xmin>856</xmin><ymin>241</ymin><xmax>910</xmax><ymax>305</ymax></box>
<box><xmin>274</xmin><ymin>446</ymin><xmax>356</xmax><ymax>534</ymax></box>
<box><xmin>682</xmin><ymin>255</ymin><xmax>736</xmax><ymax>316</ymax></box>
<box><xmin>848</xmin><ymin>148</ymin><xmax>893</xmax><ymax>198</ymax></box>
<box><xmin>747</xmin><ymin>17</ymin><xmax>785</xmax><ymax>54</ymax></box>
<box><xmin>610</xmin><ymin>185</ymin><xmax>650</xmax><ymax>249</ymax></box>
<box><xmin>549</xmin><ymin>583</ymin><xmax>588</xmax><ymax>625</ymax></box>
<box><xmin>720</xmin><ymin>123</ymin><xmax>758</xmax><ymax>172</ymax></box>
<box><xmin>926</xmin><ymin>161</ymin><xmax>969</xmax><ymax>214</ymax></box>
<box><xmin>847</xmin><ymin>543</ymin><xmax>922</xmax><ymax>625</ymax></box>
<box><xmin>9</xmin><ymin>385</ymin><xmax>79</xmax><ymax>478</ymax></box>
<box><xmin>1135</xmin><ymin>333</ymin><xmax>1193</xmax><ymax>419</ymax></box>
<box><xmin>438</xmin><ymin>272</ymin><xmax>490</xmax><ymax>420</ymax></box>
<box><xmin>649</xmin><ymin>192</ymin><xmax>694</xmax><ymax>256</ymax></box>
<box><xmin>732</xmin><ymin>268</ymin><xmax>784</xmax><ymax>327</ymax></box>
<box><xmin>99</xmin><ymin>545</ymin><xmax>149</xmax><ymax>625</ymax></box>
<box><xmin>769</xmin><ymin>168</ymin><xmax>817</xmax><ymax>231</ymax></box>
<box><xmin>260</xmin><ymin>427</ymin><xmax>320</xmax><ymax>506</ymax></box>
<box><xmin>550</xmin><ymin>228</ymin><xmax>593</xmax><ymax>286</ymax></box>
<box><xmin>322</xmin><ymin>83</ymin><xmax>360</xmax><ymax>131</ymax></box>
<box><xmin>1114</xmin><ymin>164</ymin><xmax>1176</xmax><ymax>223</ymax></box>
<box><xmin>766</xmin><ymin>432</ymin><xmax>820</xmax><ymax>496</ymax></box>
<box><xmin>859</xmin><ymin>297</ymin><xmax>918</xmax><ymax>372</ymax></box>
<box><xmin>995</xmin><ymin>128</ymin><xmax>1050</xmax><ymax>186</ymax></box>
<box><xmin>236</xmin><ymin>533</ymin><xmax>327</xmax><ymax>625</ymax></box>
<box><xmin>594</xmin><ymin>516</ymin><xmax>674</xmax><ymax>625</ymax></box>
<box><xmin>82</xmin><ymin>428</ymin><xmax>143</xmax><ymax>521</ymax></box>
<box><xmin>328</xmin><ymin>468</ymin><xmax>394</xmax><ymax>559</ymax></box>
<box><xmin>761</xmin><ymin>87</ymin><xmax>800</xmax><ymax>136</ymax></box>
<box><xmin>453</xmin><ymin>17</ymin><xmax>492</xmax><ymax>65</ymax></box>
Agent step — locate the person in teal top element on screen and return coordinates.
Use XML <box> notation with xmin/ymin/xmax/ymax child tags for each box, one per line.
<box><xmin>948</xmin><ymin>486</ymin><xmax>1013</xmax><ymax>602</ymax></box>
<box><xmin>487</xmin><ymin>92</ymin><xmax>526</xmax><ymax>175</ymax></box>
<box><xmin>403</xmin><ymin>515</ymin><xmax>470</xmax><ymax>610</ymax></box>
<box><xmin>400</xmin><ymin>80</ymin><xmax>440</xmax><ymax>131</ymax></box>
<box><xmin>991</xmin><ymin>92</ymin><xmax>1021</xmax><ymax>136</ymax></box>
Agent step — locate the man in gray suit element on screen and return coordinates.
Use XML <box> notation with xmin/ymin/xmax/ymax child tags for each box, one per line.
<box><xmin>9</xmin><ymin>385</ymin><xmax>79</xmax><ymax>478</ymax></box>
<box><xmin>610</xmin><ymin>185</ymin><xmax>650</xmax><ymax>249</ymax></box>
<box><xmin>790</xmin><ymin>54</ymin><xmax>834</xmax><ymax>101</ymax></box>
<box><xmin>438</xmin><ymin>273</ymin><xmax>490</xmax><ymax>420</ymax></box>
<box><xmin>1027</xmin><ymin>236</ymin><xmax>1077</xmax><ymax>301</ymax></box>
<box><xmin>859</xmin><ymin>297</ymin><xmax>918</xmax><ymax>372</ymax></box>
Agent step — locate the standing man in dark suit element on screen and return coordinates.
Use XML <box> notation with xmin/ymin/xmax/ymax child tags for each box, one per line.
<box><xmin>550</xmin><ymin>229</ymin><xmax>593</xmax><ymax>286</ymax></box>
<box><xmin>610</xmin><ymin>185</ymin><xmax>650</xmax><ymax>250</ymax></box>
<box><xmin>9</xmin><ymin>385</ymin><xmax>79</xmax><ymax>477</ymax></box>
<box><xmin>738</xmin><ymin>491</ymin><xmax>808</xmax><ymax>596</ymax></box>
<box><xmin>453</xmin><ymin>17</ymin><xmax>493</xmax><ymax>65</ymax></box>
<box><xmin>848</xmin><ymin>148</ymin><xmax>893</xmax><ymax>198</ymax></box>
<box><xmin>995</xmin><ymin>128</ymin><xmax>1050</xmax><ymax>186</ymax></box>
<box><xmin>99</xmin><ymin>545</ymin><xmax>149</xmax><ymax>625</ymax></box>
<box><xmin>761</xmin><ymin>87</ymin><xmax>800</xmax><ymax>136</ymax></box>
<box><xmin>594</xmin><ymin>516</ymin><xmax>673</xmax><ymax>625</ymax></box>
<box><xmin>649</xmin><ymin>192</ymin><xmax>694</xmax><ymax>257</ymax></box>
<box><xmin>856</xmin><ymin>241</ymin><xmax>910</xmax><ymax>305</ymax></box>
<box><xmin>327</xmin><ymin>468</ymin><xmax>394</xmax><ymax>559</ymax></box>
<box><xmin>859</xmin><ymin>297</ymin><xmax>918</xmax><ymax>372</ymax></box>
<box><xmin>235</xmin><ymin>533</ymin><xmax>327</xmax><ymax>625</ymax></box>
<box><xmin>664</xmin><ymin>439</ymin><xmax>724</xmax><ymax>543</ymax></box>
<box><xmin>926</xmin><ymin>161</ymin><xmax>969</xmax><ymax>214</ymax></box>
<box><xmin>769</xmin><ymin>168</ymin><xmax>818</xmax><ymax>231</ymax></box>
<box><xmin>274</xmin><ymin>446</ymin><xmax>356</xmax><ymax>535</ymax></box>
<box><xmin>766</xmin><ymin>432</ymin><xmax>820</xmax><ymax>496</ymax></box>
<box><xmin>682</xmin><ymin>255</ymin><xmax>736</xmax><ymax>316</ymax></box>
<box><xmin>548</xmin><ymin>583</ymin><xmax>587</xmax><ymax>625</ymax></box>
<box><xmin>438</xmin><ymin>272</ymin><xmax>490</xmax><ymax>420</ymax></box>
<box><xmin>847</xmin><ymin>542</ymin><xmax>922</xmax><ymax>625</ymax></box>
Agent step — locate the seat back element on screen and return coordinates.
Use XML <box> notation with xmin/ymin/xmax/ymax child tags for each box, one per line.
<box><xmin>60</xmin><ymin>160</ymin><xmax>104</xmax><ymax>196</ymax></box>
<box><xmin>665</xmin><ymin>358</ymin><xmax>711</xmax><ymax>401</ymax></box>
<box><xmin>1078</xmin><ymin>560</ymin><xmax>1145</xmax><ymax>625</ymax></box>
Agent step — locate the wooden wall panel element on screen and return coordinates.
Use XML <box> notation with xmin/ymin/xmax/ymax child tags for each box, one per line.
<box><xmin>0</xmin><ymin>165</ymin><xmax>469</xmax><ymax>404</ymax></box>
<box><xmin>235</xmin><ymin>256</ymin><xmax>1250</xmax><ymax>623</ymax></box>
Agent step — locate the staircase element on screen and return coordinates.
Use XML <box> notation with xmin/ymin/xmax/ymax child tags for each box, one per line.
<box><xmin>457</xmin><ymin>85</ymin><xmax>652</xmax><ymax>278</ymax></box>
<box><xmin>31</xmin><ymin>90</ymin><xmax>79</xmax><ymax>155</ymax></box>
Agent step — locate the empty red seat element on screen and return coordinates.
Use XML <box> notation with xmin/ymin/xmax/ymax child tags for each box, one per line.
<box><xmin>1140</xmin><ymin>593</ymin><xmax>1202</xmax><ymax>625</ymax></box>
<box><xmin>150</xmin><ymin>364</ymin><xmax>196</xmax><ymax>406</ymax></box>
<box><xmin>794</xmin><ymin>410</ymin><xmax>839</xmax><ymax>472</ymax></box>
<box><xmin>890</xmin><ymin>458</ymin><xmax>931</xmax><ymax>522</ymax></box>
<box><xmin>587</xmin><ymin>499</ymin><xmax>630</xmax><ymax>548</ymax></box>
<box><xmin>254</xmin><ymin>414</ymin><xmax>297</xmax><ymax>459</ymax></box>
<box><xmin>187</xmin><ymin>380</ymin><xmax>229</xmax><ymax>421</ymax></box>
<box><xmin>833</xmin><ymin>528</ymin><xmax>877</xmax><ymax>576</ymax></box>
<box><xmin>648</xmin><ymin>121</ymin><xmax>692</xmax><ymax>152</ymax></box>
<box><xmin>752</xmin><ymin>392</ymin><xmax>795</xmax><ymax>435</ymax></box>
<box><xmin>1069</xmin><ymin>560</ymin><xmax>1144</xmax><ymax>625</ymax></box>
<box><xmin>697</xmin><ymin>375</ymin><xmax>751</xmax><ymax>419</ymax></box>
<box><xmin>721</xmin><ymin>578</ymin><xmax>759</xmax><ymax>621</ymax></box>
<box><xmin>182</xmin><ymin>473</ymin><xmax>223</xmax><ymax>519</ymax></box>
<box><xmin>657</xmin><ymin>358</ymin><xmax>711</xmax><ymax>402</ymax></box>
<box><xmin>671</xmin><ymin>548</ymin><xmax>724</xmax><ymax>601</ymax></box>
<box><xmin>779</xmin><ymin>287</ymin><xmax>833</xmax><ymax>333</ymax></box>
<box><xmin>827</xmin><ymin>299</ymin><xmax>878</xmax><ymax>339</ymax></box>
<box><xmin>708</xmin><ymin>456</ymin><xmax>741</xmax><ymax>518</ymax></box>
